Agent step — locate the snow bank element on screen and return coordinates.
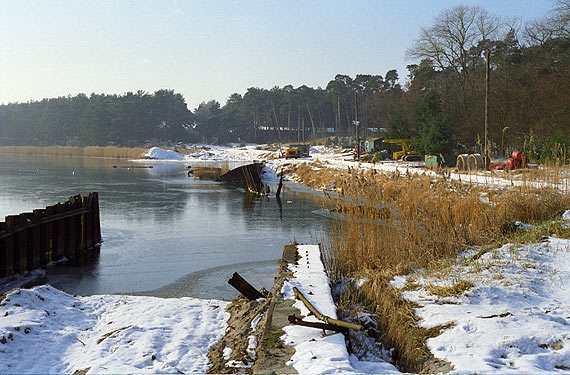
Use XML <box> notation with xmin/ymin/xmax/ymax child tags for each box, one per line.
<box><xmin>394</xmin><ymin>238</ymin><xmax>570</xmax><ymax>374</ymax></box>
<box><xmin>144</xmin><ymin>147</ymin><xmax>185</xmax><ymax>160</ymax></box>
<box><xmin>140</xmin><ymin>144</ymin><xmax>570</xmax><ymax>192</ymax></box>
<box><xmin>281</xmin><ymin>245</ymin><xmax>399</xmax><ymax>374</ymax></box>
<box><xmin>0</xmin><ymin>285</ymin><xmax>229</xmax><ymax>374</ymax></box>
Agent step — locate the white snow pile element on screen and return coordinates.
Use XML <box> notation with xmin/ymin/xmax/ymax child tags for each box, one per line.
<box><xmin>143</xmin><ymin>147</ymin><xmax>185</xmax><ymax>160</ymax></box>
<box><xmin>281</xmin><ymin>244</ymin><xmax>399</xmax><ymax>374</ymax></box>
<box><xmin>142</xmin><ymin>145</ymin><xmax>276</xmax><ymax>162</ymax></box>
<box><xmin>391</xmin><ymin>236</ymin><xmax>570</xmax><ymax>374</ymax></box>
<box><xmin>0</xmin><ymin>285</ymin><xmax>229</xmax><ymax>374</ymax></box>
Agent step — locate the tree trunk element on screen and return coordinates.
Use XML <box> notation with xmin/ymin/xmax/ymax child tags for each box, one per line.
<box><xmin>287</xmin><ymin>103</ymin><xmax>292</xmax><ymax>134</ymax></box>
<box><xmin>297</xmin><ymin>104</ymin><xmax>301</xmax><ymax>143</ymax></box>
<box><xmin>344</xmin><ymin>100</ymin><xmax>351</xmax><ymax>135</ymax></box>
<box><xmin>307</xmin><ymin>104</ymin><xmax>317</xmax><ymax>142</ymax></box>
<box><xmin>336</xmin><ymin>96</ymin><xmax>341</xmax><ymax>136</ymax></box>
<box><xmin>272</xmin><ymin>101</ymin><xmax>281</xmax><ymax>144</ymax></box>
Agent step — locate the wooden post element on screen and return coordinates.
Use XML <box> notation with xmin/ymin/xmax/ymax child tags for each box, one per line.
<box><xmin>30</xmin><ymin>210</ymin><xmax>42</xmax><ymax>269</ymax></box>
<box><xmin>17</xmin><ymin>214</ymin><xmax>29</xmax><ymax>273</ymax></box>
<box><xmin>55</xmin><ymin>204</ymin><xmax>66</xmax><ymax>260</ymax></box>
<box><xmin>276</xmin><ymin>170</ymin><xmax>283</xmax><ymax>198</ymax></box>
<box><xmin>84</xmin><ymin>194</ymin><xmax>93</xmax><ymax>249</ymax></box>
<box><xmin>93</xmin><ymin>192</ymin><xmax>101</xmax><ymax>243</ymax></box>
<box><xmin>45</xmin><ymin>206</ymin><xmax>55</xmax><ymax>263</ymax></box>
<box><xmin>1</xmin><ymin>216</ymin><xmax>17</xmax><ymax>277</ymax></box>
<box><xmin>65</xmin><ymin>202</ymin><xmax>75</xmax><ymax>259</ymax></box>
<box><xmin>80</xmin><ymin>196</ymin><xmax>86</xmax><ymax>251</ymax></box>
<box><xmin>228</xmin><ymin>272</ymin><xmax>267</xmax><ymax>300</ymax></box>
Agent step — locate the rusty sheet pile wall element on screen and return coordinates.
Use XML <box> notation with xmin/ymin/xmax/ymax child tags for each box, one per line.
<box><xmin>0</xmin><ymin>192</ymin><xmax>101</xmax><ymax>277</ymax></box>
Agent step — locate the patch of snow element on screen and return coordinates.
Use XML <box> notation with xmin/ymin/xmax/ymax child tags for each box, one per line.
<box><xmin>225</xmin><ymin>359</ymin><xmax>253</xmax><ymax>369</ymax></box>
<box><xmin>394</xmin><ymin>237</ymin><xmax>570</xmax><ymax>374</ymax></box>
<box><xmin>281</xmin><ymin>245</ymin><xmax>399</xmax><ymax>374</ymax></box>
<box><xmin>514</xmin><ymin>220</ymin><xmax>534</xmax><ymax>231</ymax></box>
<box><xmin>222</xmin><ymin>347</ymin><xmax>233</xmax><ymax>360</ymax></box>
<box><xmin>251</xmin><ymin>312</ymin><xmax>263</xmax><ymax>331</ymax></box>
<box><xmin>247</xmin><ymin>335</ymin><xmax>258</xmax><ymax>360</ymax></box>
<box><xmin>144</xmin><ymin>147</ymin><xmax>184</xmax><ymax>160</ymax></box>
<box><xmin>0</xmin><ymin>285</ymin><xmax>229</xmax><ymax>374</ymax></box>
<box><xmin>562</xmin><ymin>210</ymin><xmax>570</xmax><ymax>221</ymax></box>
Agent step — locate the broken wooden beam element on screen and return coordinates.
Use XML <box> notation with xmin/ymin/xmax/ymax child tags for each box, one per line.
<box><xmin>288</xmin><ymin>314</ymin><xmax>347</xmax><ymax>333</ymax></box>
<box><xmin>228</xmin><ymin>272</ymin><xmax>267</xmax><ymax>300</ymax></box>
<box><xmin>293</xmin><ymin>286</ymin><xmax>363</xmax><ymax>331</ymax></box>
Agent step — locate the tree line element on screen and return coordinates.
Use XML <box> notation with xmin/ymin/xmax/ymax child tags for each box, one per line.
<box><xmin>0</xmin><ymin>90</ymin><xmax>194</xmax><ymax>147</ymax></box>
<box><xmin>0</xmin><ymin>1</ymin><xmax>568</xmax><ymax>159</ymax></box>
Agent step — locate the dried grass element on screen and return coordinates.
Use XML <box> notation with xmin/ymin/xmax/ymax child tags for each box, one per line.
<box><xmin>0</xmin><ymin>146</ymin><xmax>147</xmax><ymax>159</ymax></box>
<box><xmin>291</xmin><ymin>163</ymin><xmax>570</xmax><ymax>372</ymax></box>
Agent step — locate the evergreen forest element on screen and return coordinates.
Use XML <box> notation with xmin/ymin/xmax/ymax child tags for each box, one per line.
<box><xmin>0</xmin><ymin>3</ymin><xmax>568</xmax><ymax>160</ymax></box>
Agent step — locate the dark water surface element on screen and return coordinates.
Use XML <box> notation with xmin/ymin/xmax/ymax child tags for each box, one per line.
<box><xmin>0</xmin><ymin>153</ymin><xmax>329</xmax><ymax>300</ymax></box>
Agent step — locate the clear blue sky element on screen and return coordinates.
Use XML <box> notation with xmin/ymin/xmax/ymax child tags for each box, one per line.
<box><xmin>0</xmin><ymin>0</ymin><xmax>555</xmax><ymax>109</ymax></box>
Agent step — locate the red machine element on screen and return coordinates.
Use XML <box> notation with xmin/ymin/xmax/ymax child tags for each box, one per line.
<box><xmin>489</xmin><ymin>151</ymin><xmax>529</xmax><ymax>170</ymax></box>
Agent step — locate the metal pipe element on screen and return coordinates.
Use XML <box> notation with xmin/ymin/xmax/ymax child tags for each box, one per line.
<box><xmin>293</xmin><ymin>286</ymin><xmax>363</xmax><ymax>331</ymax></box>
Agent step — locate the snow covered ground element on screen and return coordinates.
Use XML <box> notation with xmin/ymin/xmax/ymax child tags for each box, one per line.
<box><xmin>2</xmin><ymin>144</ymin><xmax>569</xmax><ymax>374</ymax></box>
<box><xmin>391</xmin><ymin>218</ymin><xmax>570</xmax><ymax>373</ymax></box>
<box><xmin>281</xmin><ymin>244</ymin><xmax>399</xmax><ymax>374</ymax></box>
<box><xmin>141</xmin><ymin>144</ymin><xmax>570</xmax><ymax>191</ymax></box>
<box><xmin>0</xmin><ymin>287</ymin><xmax>228</xmax><ymax>373</ymax></box>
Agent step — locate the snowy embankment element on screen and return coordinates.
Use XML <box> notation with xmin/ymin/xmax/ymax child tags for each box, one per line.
<box><xmin>281</xmin><ymin>244</ymin><xmax>399</xmax><ymax>374</ymax></box>
<box><xmin>0</xmin><ymin>287</ymin><xmax>228</xmax><ymax>373</ymax></box>
<box><xmin>391</xmin><ymin>216</ymin><xmax>570</xmax><ymax>373</ymax></box>
<box><xmin>141</xmin><ymin>144</ymin><xmax>570</xmax><ymax>191</ymax></box>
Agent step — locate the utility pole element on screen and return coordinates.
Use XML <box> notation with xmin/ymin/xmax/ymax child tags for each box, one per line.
<box><xmin>354</xmin><ymin>93</ymin><xmax>360</xmax><ymax>161</ymax></box>
<box><xmin>484</xmin><ymin>48</ymin><xmax>490</xmax><ymax>170</ymax></box>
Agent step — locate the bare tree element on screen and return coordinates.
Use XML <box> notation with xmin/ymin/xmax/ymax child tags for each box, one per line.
<box><xmin>408</xmin><ymin>5</ymin><xmax>501</xmax><ymax>79</ymax></box>
<box><xmin>525</xmin><ymin>0</ymin><xmax>570</xmax><ymax>44</ymax></box>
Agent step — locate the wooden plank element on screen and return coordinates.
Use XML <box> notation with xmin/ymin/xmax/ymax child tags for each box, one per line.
<box><xmin>17</xmin><ymin>214</ymin><xmax>30</xmax><ymax>272</ymax></box>
<box><xmin>55</xmin><ymin>204</ymin><xmax>66</xmax><ymax>260</ymax></box>
<box><xmin>30</xmin><ymin>211</ymin><xmax>41</xmax><ymax>269</ymax></box>
<box><xmin>93</xmin><ymin>192</ymin><xmax>101</xmax><ymax>242</ymax></box>
<box><xmin>45</xmin><ymin>206</ymin><xmax>55</xmax><ymax>263</ymax></box>
<box><xmin>84</xmin><ymin>195</ymin><xmax>93</xmax><ymax>249</ymax></box>
<box><xmin>0</xmin><ymin>216</ymin><xmax>16</xmax><ymax>277</ymax></box>
<box><xmin>0</xmin><ymin>235</ymin><xmax>14</xmax><ymax>277</ymax></box>
<box><xmin>66</xmin><ymin>203</ymin><xmax>77</xmax><ymax>259</ymax></box>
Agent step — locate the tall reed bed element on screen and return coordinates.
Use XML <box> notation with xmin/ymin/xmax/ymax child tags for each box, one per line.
<box><xmin>292</xmin><ymin>164</ymin><xmax>570</xmax><ymax>371</ymax></box>
<box><xmin>326</xmin><ymin>169</ymin><xmax>569</xmax><ymax>275</ymax></box>
<box><xmin>0</xmin><ymin>146</ymin><xmax>147</xmax><ymax>159</ymax></box>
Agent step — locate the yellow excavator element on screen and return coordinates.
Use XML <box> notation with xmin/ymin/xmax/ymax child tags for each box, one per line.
<box><xmin>382</xmin><ymin>139</ymin><xmax>420</xmax><ymax>160</ymax></box>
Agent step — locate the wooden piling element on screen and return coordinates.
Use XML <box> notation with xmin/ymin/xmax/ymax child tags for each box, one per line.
<box><xmin>228</xmin><ymin>272</ymin><xmax>267</xmax><ymax>300</ymax></box>
<box><xmin>0</xmin><ymin>192</ymin><xmax>102</xmax><ymax>277</ymax></box>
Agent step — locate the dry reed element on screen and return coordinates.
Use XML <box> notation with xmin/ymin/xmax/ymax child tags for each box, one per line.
<box><xmin>290</xmin><ymin>163</ymin><xmax>570</xmax><ymax>372</ymax></box>
<box><xmin>0</xmin><ymin>146</ymin><xmax>147</xmax><ymax>159</ymax></box>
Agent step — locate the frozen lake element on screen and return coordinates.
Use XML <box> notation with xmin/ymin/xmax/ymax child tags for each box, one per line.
<box><xmin>0</xmin><ymin>153</ymin><xmax>329</xmax><ymax>300</ymax></box>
